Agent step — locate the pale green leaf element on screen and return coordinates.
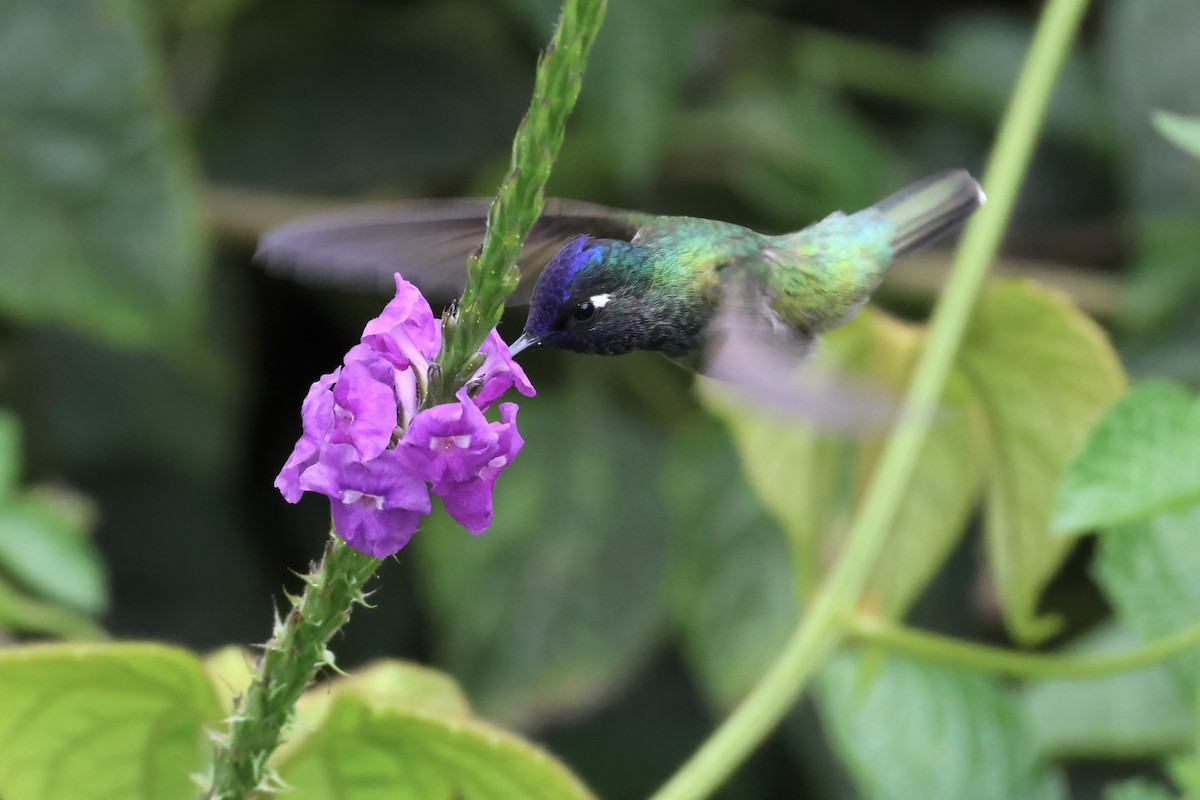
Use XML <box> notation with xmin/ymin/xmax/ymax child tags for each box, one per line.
<box><xmin>0</xmin><ymin>643</ymin><xmax>223</xmax><ymax>800</ymax></box>
<box><xmin>201</xmin><ymin>646</ymin><xmax>257</xmax><ymax>716</ymax></box>
<box><xmin>0</xmin><ymin>486</ymin><xmax>105</xmax><ymax>614</ymax></box>
<box><xmin>959</xmin><ymin>280</ymin><xmax>1126</xmax><ymax>642</ymax></box>
<box><xmin>1055</xmin><ymin>382</ymin><xmax>1200</xmax><ymax>534</ymax></box>
<box><xmin>293</xmin><ymin>660</ymin><xmax>472</xmax><ymax>737</ymax></box>
<box><xmin>0</xmin><ymin>0</ymin><xmax>207</xmax><ymax>348</ymax></box>
<box><xmin>1094</xmin><ymin>505</ymin><xmax>1200</xmax><ymax>702</ymax></box>
<box><xmin>818</xmin><ymin>652</ymin><xmax>1066</xmax><ymax>800</ymax></box>
<box><xmin>1022</xmin><ymin>623</ymin><xmax>1192</xmax><ymax>759</ymax></box>
<box><xmin>276</xmin><ymin>688</ymin><xmax>594</xmax><ymax>800</ymax></box>
<box><xmin>661</xmin><ymin>423</ymin><xmax>799</xmax><ymax>708</ymax></box>
<box><xmin>1153</xmin><ymin>110</ymin><xmax>1200</xmax><ymax>160</ymax></box>
<box><xmin>704</xmin><ymin>308</ymin><xmax>988</xmax><ymax>620</ymax></box>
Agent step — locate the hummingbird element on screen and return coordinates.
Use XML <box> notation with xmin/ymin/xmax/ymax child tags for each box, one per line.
<box><xmin>259</xmin><ymin>170</ymin><xmax>983</xmax><ymax>405</ymax></box>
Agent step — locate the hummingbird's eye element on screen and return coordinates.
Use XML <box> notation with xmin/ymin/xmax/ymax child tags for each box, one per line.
<box><xmin>571</xmin><ymin>300</ymin><xmax>596</xmax><ymax>322</ymax></box>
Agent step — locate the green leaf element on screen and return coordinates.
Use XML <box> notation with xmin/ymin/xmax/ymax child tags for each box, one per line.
<box><xmin>275</xmin><ymin>663</ymin><xmax>594</xmax><ymax>800</ymax></box>
<box><xmin>1105</xmin><ymin>778</ymin><xmax>1180</xmax><ymax>800</ymax></box>
<box><xmin>1094</xmin><ymin>504</ymin><xmax>1200</xmax><ymax>702</ymax></box>
<box><xmin>959</xmin><ymin>280</ymin><xmax>1126</xmax><ymax>642</ymax></box>
<box><xmin>0</xmin><ymin>410</ymin><xmax>20</xmax><ymax>500</ymax></box>
<box><xmin>0</xmin><ymin>0</ymin><xmax>207</xmax><ymax>348</ymax></box>
<box><xmin>661</xmin><ymin>422</ymin><xmax>799</xmax><ymax>709</ymax></box>
<box><xmin>418</xmin><ymin>367</ymin><xmax>671</xmax><ymax>726</ymax></box>
<box><xmin>1055</xmin><ymin>382</ymin><xmax>1200</xmax><ymax>534</ymax></box>
<box><xmin>818</xmin><ymin>652</ymin><xmax>1066</xmax><ymax>800</ymax></box>
<box><xmin>202</xmin><ymin>646</ymin><xmax>255</xmax><ymax>716</ymax></box>
<box><xmin>704</xmin><ymin>308</ymin><xmax>988</xmax><ymax>620</ymax></box>
<box><xmin>293</xmin><ymin>661</ymin><xmax>473</xmax><ymax>735</ymax></box>
<box><xmin>1021</xmin><ymin>623</ymin><xmax>1192</xmax><ymax>759</ymax></box>
<box><xmin>0</xmin><ymin>486</ymin><xmax>106</xmax><ymax>614</ymax></box>
<box><xmin>0</xmin><ymin>573</ymin><xmax>105</xmax><ymax>639</ymax></box>
<box><xmin>0</xmin><ymin>643</ymin><xmax>223</xmax><ymax>800</ymax></box>
<box><xmin>1153</xmin><ymin>110</ymin><xmax>1200</xmax><ymax>160</ymax></box>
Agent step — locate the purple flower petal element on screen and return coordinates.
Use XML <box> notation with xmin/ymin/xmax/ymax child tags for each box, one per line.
<box><xmin>439</xmin><ymin>478</ymin><xmax>493</xmax><ymax>534</ymax></box>
<box><xmin>426</xmin><ymin>402</ymin><xmax>524</xmax><ymax>536</ymax></box>
<box><xmin>329</xmin><ymin>502</ymin><xmax>423</xmax><ymax>557</ymax></box>
<box><xmin>361</xmin><ymin>274</ymin><xmax>441</xmax><ymax>368</ymax></box>
<box><xmin>330</xmin><ymin>360</ymin><xmax>398</xmax><ymax>461</ymax></box>
<box><xmin>397</xmin><ymin>388</ymin><xmax>499</xmax><ymax>485</ymax></box>
<box><xmin>300</xmin><ymin>444</ymin><xmax>432</xmax><ymax>556</ymax></box>
<box><xmin>274</xmin><ymin>369</ymin><xmax>339</xmax><ymax>502</ymax></box>
<box><xmin>472</xmin><ymin>330</ymin><xmax>536</xmax><ymax>409</ymax></box>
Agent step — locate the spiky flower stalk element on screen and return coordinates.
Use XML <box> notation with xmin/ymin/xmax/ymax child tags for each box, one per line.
<box><xmin>201</xmin><ymin>1</ymin><xmax>606</xmax><ymax>797</ymax></box>
<box><xmin>432</xmin><ymin>0</ymin><xmax>608</xmax><ymax>398</ymax></box>
<box><xmin>205</xmin><ymin>538</ymin><xmax>378</xmax><ymax>798</ymax></box>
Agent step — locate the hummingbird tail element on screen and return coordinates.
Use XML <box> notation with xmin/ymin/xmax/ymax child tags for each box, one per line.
<box><xmin>871</xmin><ymin>169</ymin><xmax>985</xmax><ymax>259</ymax></box>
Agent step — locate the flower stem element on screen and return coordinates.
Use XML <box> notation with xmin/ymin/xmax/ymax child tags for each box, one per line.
<box><xmin>845</xmin><ymin>614</ymin><xmax>1200</xmax><ymax>680</ymax></box>
<box><xmin>206</xmin><ymin>4</ymin><xmax>608</xmax><ymax>795</ymax></box>
<box><xmin>205</xmin><ymin>537</ymin><xmax>380</xmax><ymax>798</ymax></box>
<box><xmin>434</xmin><ymin>0</ymin><xmax>608</xmax><ymax>394</ymax></box>
<box><xmin>650</xmin><ymin>0</ymin><xmax>1092</xmax><ymax>797</ymax></box>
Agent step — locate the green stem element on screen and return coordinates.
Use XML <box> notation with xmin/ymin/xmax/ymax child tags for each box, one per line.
<box><xmin>846</xmin><ymin>614</ymin><xmax>1200</xmax><ymax>680</ymax></box>
<box><xmin>205</xmin><ymin>537</ymin><xmax>380</xmax><ymax>798</ymax></box>
<box><xmin>204</xmin><ymin>4</ymin><xmax>608</xmax><ymax>796</ymax></box>
<box><xmin>650</xmin><ymin>1</ymin><xmax>1092</xmax><ymax>798</ymax></box>
<box><xmin>433</xmin><ymin>0</ymin><xmax>607</xmax><ymax>397</ymax></box>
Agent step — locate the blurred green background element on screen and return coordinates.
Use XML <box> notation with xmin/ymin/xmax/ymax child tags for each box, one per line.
<box><xmin>1</xmin><ymin>0</ymin><xmax>1198</xmax><ymax>797</ymax></box>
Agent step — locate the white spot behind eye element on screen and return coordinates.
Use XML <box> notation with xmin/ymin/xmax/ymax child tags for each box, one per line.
<box><xmin>590</xmin><ymin>293</ymin><xmax>612</xmax><ymax>308</ymax></box>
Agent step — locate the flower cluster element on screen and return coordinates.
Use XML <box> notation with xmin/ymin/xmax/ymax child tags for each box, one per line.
<box><xmin>275</xmin><ymin>275</ymin><xmax>535</xmax><ymax>557</ymax></box>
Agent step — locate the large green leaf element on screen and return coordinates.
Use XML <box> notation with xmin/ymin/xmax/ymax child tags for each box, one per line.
<box><xmin>818</xmin><ymin>652</ymin><xmax>1065</xmax><ymax>800</ymax></box>
<box><xmin>708</xmin><ymin>281</ymin><xmax>1123</xmax><ymax>641</ymax></box>
<box><xmin>959</xmin><ymin>280</ymin><xmax>1126</xmax><ymax>642</ymax></box>
<box><xmin>705</xmin><ymin>307</ymin><xmax>988</xmax><ymax>620</ymax></box>
<box><xmin>1094</xmin><ymin>504</ymin><xmax>1200</xmax><ymax>703</ymax></box>
<box><xmin>276</xmin><ymin>661</ymin><xmax>594</xmax><ymax>800</ymax></box>
<box><xmin>661</xmin><ymin>422</ymin><xmax>799</xmax><ymax>709</ymax></box>
<box><xmin>0</xmin><ymin>643</ymin><xmax>222</xmax><ymax>800</ymax></box>
<box><xmin>418</xmin><ymin>366</ymin><xmax>671</xmax><ymax>726</ymax></box>
<box><xmin>1055</xmin><ymin>382</ymin><xmax>1200</xmax><ymax>534</ymax></box>
<box><xmin>1021</xmin><ymin>623</ymin><xmax>1192</xmax><ymax>759</ymax></box>
<box><xmin>0</xmin><ymin>0</ymin><xmax>206</xmax><ymax>348</ymax></box>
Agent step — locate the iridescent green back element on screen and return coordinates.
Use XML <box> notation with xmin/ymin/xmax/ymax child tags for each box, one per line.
<box><xmin>764</xmin><ymin>209</ymin><xmax>895</xmax><ymax>334</ymax></box>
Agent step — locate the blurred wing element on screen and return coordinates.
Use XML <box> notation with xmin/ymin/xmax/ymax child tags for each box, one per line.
<box><xmin>255</xmin><ymin>197</ymin><xmax>648</xmax><ymax>304</ymax></box>
<box><xmin>701</xmin><ymin>268</ymin><xmax>896</xmax><ymax>434</ymax></box>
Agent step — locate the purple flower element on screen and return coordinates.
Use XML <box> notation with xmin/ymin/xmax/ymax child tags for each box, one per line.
<box><xmin>275</xmin><ymin>272</ymin><xmax>532</xmax><ymax>556</ymax></box>
<box><xmin>361</xmin><ymin>275</ymin><xmax>440</xmax><ymax>371</ymax></box>
<box><xmin>329</xmin><ymin>360</ymin><xmax>398</xmax><ymax>461</ymax></box>
<box><xmin>398</xmin><ymin>388</ymin><xmax>499</xmax><ymax>485</ymax></box>
<box><xmin>299</xmin><ymin>444</ymin><xmax>431</xmax><ymax>557</ymax></box>
<box><xmin>437</xmin><ymin>403</ymin><xmax>524</xmax><ymax>534</ymax></box>
<box><xmin>471</xmin><ymin>330</ymin><xmax>536</xmax><ymax>410</ymax></box>
<box><xmin>274</xmin><ymin>369</ymin><xmax>339</xmax><ymax>503</ymax></box>
<box><xmin>399</xmin><ymin>390</ymin><xmax>524</xmax><ymax>534</ymax></box>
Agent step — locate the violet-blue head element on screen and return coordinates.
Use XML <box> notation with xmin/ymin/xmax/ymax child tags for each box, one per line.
<box><xmin>509</xmin><ymin>234</ymin><xmax>712</xmax><ymax>358</ymax></box>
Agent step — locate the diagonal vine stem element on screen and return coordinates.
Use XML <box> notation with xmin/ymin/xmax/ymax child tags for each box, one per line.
<box><xmin>650</xmin><ymin>0</ymin><xmax>1094</xmax><ymax>797</ymax></box>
